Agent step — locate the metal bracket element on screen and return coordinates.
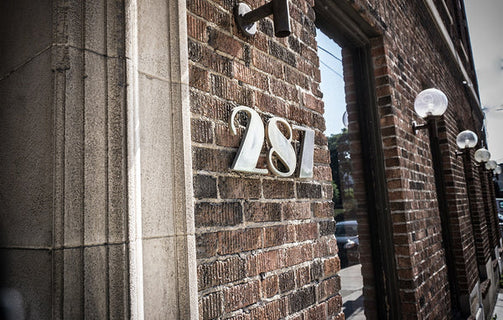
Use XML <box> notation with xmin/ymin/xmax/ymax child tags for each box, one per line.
<box><xmin>412</xmin><ymin>121</ymin><xmax>428</xmax><ymax>135</ymax></box>
<box><xmin>234</xmin><ymin>0</ymin><xmax>291</xmax><ymax>37</ymax></box>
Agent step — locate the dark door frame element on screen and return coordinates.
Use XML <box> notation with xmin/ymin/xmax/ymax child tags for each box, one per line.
<box><xmin>315</xmin><ymin>1</ymin><xmax>401</xmax><ymax>318</ymax></box>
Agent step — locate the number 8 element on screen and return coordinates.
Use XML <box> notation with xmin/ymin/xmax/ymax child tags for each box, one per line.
<box><xmin>267</xmin><ymin>117</ymin><xmax>296</xmax><ymax>177</ymax></box>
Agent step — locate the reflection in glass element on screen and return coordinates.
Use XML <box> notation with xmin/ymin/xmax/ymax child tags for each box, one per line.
<box><xmin>318</xmin><ymin>28</ymin><xmax>365</xmax><ymax>319</ymax></box>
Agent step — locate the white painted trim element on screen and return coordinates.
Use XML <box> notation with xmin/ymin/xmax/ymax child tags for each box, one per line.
<box><xmin>423</xmin><ymin>0</ymin><xmax>481</xmax><ymax>107</ymax></box>
<box><xmin>125</xmin><ymin>0</ymin><xmax>145</xmax><ymax>318</ymax></box>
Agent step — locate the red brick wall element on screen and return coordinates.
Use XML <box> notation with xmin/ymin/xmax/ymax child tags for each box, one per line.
<box><xmin>324</xmin><ymin>0</ymin><xmax>486</xmax><ymax>318</ymax></box>
<box><xmin>187</xmin><ymin>0</ymin><xmax>342</xmax><ymax>318</ymax></box>
<box><xmin>187</xmin><ymin>0</ymin><xmax>491</xmax><ymax>318</ymax></box>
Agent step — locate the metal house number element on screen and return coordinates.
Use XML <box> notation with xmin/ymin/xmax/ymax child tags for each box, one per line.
<box><xmin>229</xmin><ymin>106</ymin><xmax>315</xmax><ymax>178</ymax></box>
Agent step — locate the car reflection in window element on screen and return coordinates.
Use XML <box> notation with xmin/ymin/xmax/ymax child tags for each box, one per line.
<box><xmin>335</xmin><ymin>220</ymin><xmax>360</xmax><ymax>268</ymax></box>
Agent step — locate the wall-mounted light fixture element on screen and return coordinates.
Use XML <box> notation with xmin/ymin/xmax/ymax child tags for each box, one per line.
<box><xmin>474</xmin><ymin>148</ymin><xmax>491</xmax><ymax>164</ymax></box>
<box><xmin>486</xmin><ymin>160</ymin><xmax>498</xmax><ymax>171</ymax></box>
<box><xmin>342</xmin><ymin>111</ymin><xmax>348</xmax><ymax>128</ymax></box>
<box><xmin>455</xmin><ymin>130</ymin><xmax>478</xmax><ymax>155</ymax></box>
<box><xmin>495</xmin><ymin>166</ymin><xmax>502</xmax><ymax>175</ymax></box>
<box><xmin>412</xmin><ymin>88</ymin><xmax>448</xmax><ymax>135</ymax></box>
<box><xmin>235</xmin><ymin>0</ymin><xmax>291</xmax><ymax>37</ymax></box>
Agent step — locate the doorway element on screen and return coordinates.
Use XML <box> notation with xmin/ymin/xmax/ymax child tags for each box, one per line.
<box><xmin>317</xmin><ymin>29</ymin><xmax>364</xmax><ymax>318</ymax></box>
<box><xmin>315</xmin><ymin>1</ymin><xmax>401</xmax><ymax>318</ymax></box>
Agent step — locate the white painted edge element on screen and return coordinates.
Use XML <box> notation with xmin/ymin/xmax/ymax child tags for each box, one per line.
<box><xmin>423</xmin><ymin>0</ymin><xmax>481</xmax><ymax>108</ymax></box>
<box><xmin>125</xmin><ymin>0</ymin><xmax>145</xmax><ymax>319</ymax></box>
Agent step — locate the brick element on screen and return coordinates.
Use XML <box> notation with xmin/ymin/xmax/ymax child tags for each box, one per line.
<box><xmin>219</xmin><ymin>228</ymin><xmax>262</xmax><ymax>255</ymax></box>
<box><xmin>226</xmin><ymin>314</ymin><xmax>250</xmax><ymax>320</ymax></box>
<box><xmin>270</xmin><ymin>78</ymin><xmax>299</xmax><ymax>103</ymax></box>
<box><xmin>295</xmin><ymin>222</ymin><xmax>317</xmax><ymax>242</ymax></box>
<box><xmin>193</xmin><ymin>174</ymin><xmax>217</xmax><ymax>199</ymax></box>
<box><xmin>263</xmin><ymin>179</ymin><xmax>295</xmax><ymax>199</ymax></box>
<box><xmin>195</xmin><ymin>201</ymin><xmax>242</xmax><ymax>227</ymax></box>
<box><xmin>252</xmin><ymin>48</ymin><xmax>284</xmax><ymax>79</ymax></box>
<box><xmin>197</xmin><ymin>232</ymin><xmax>219</xmax><ymax>258</ymax></box>
<box><xmin>304</xmin><ymin>303</ymin><xmax>326</xmax><ymax>320</ymax></box>
<box><xmin>255</xmin><ymin>91</ymin><xmax>288</xmax><ymax>118</ymax></box>
<box><xmin>313</xmin><ymin>148</ymin><xmax>330</xmax><ymax>164</ymax></box>
<box><xmin>313</xmin><ymin>165</ymin><xmax>332</xmax><ymax>181</ymax></box>
<box><xmin>282</xmin><ymin>202</ymin><xmax>311</xmax><ymax>220</ymax></box>
<box><xmin>282</xmin><ymin>243</ymin><xmax>313</xmax><ymax>267</ymax></box>
<box><xmin>249</xmin><ymin>298</ymin><xmax>287</xmax><ymax>319</ymax></box>
<box><xmin>317</xmin><ymin>277</ymin><xmax>340</xmax><ymax>301</ymax></box>
<box><xmin>268</xmin><ymin>40</ymin><xmax>296</xmax><ymax>67</ymax></box>
<box><xmin>187</xmin><ymin>13</ymin><xmax>207</xmax><ymax>42</ymax></box>
<box><xmin>198</xmin><ymin>257</ymin><xmax>246</xmax><ymax>290</ymax></box>
<box><xmin>191</xmin><ymin>118</ymin><xmax>213</xmax><ymax>143</ymax></box>
<box><xmin>224</xmin><ymin>281</ymin><xmax>260</xmax><ymax>312</ymax></box>
<box><xmin>326</xmin><ymin>295</ymin><xmax>343</xmax><ymax>316</ymax></box>
<box><xmin>189</xmin><ymin>64</ymin><xmax>210</xmax><ymax>92</ymax></box>
<box><xmin>297</xmin><ymin>182</ymin><xmax>322</xmax><ymax>199</ymax></box>
<box><xmin>233</xmin><ymin>62</ymin><xmax>269</xmax><ymax>91</ymax></box>
<box><xmin>312</xmin><ymin>201</ymin><xmax>334</xmax><ymax>218</ymax></box>
<box><xmin>284</xmin><ymin>66</ymin><xmax>310</xmax><ymax>89</ymax></box>
<box><xmin>319</xmin><ymin>220</ymin><xmax>336</xmax><ymax>237</ymax></box>
<box><xmin>192</xmin><ymin>146</ymin><xmax>234</xmax><ymax>172</ymax></box>
<box><xmin>247</xmin><ymin>249</ymin><xmax>280</xmax><ymax>276</ymax></box>
<box><xmin>323</xmin><ymin>257</ymin><xmax>340</xmax><ymax>278</ymax></box>
<box><xmin>261</xmin><ymin>275</ymin><xmax>279</xmax><ymax>298</ymax></box>
<box><xmin>279</xmin><ymin>269</ymin><xmax>296</xmax><ymax>293</ymax></box>
<box><xmin>310</xmin><ymin>260</ymin><xmax>323</xmax><ymax>281</ymax></box>
<box><xmin>200</xmin><ymin>292</ymin><xmax>223</xmax><ymax>320</ymax></box>
<box><xmin>244</xmin><ymin>202</ymin><xmax>281</xmax><ymax>222</ymax></box>
<box><xmin>215</xmin><ymin>122</ymin><xmax>242</xmax><ymax>147</ymax></box>
<box><xmin>295</xmin><ymin>265</ymin><xmax>311</xmax><ymax>287</ymax></box>
<box><xmin>302</xmin><ymin>92</ymin><xmax>323</xmax><ymax>113</ymax></box>
<box><xmin>288</xmin><ymin>286</ymin><xmax>316</xmax><ymax>313</ymax></box>
<box><xmin>263</xmin><ymin>225</ymin><xmax>295</xmax><ymax>248</ymax></box>
<box><xmin>208</xmin><ymin>27</ymin><xmax>243</xmax><ymax>58</ymax></box>
<box><xmin>190</xmin><ymin>89</ymin><xmax>229</xmax><ymax>120</ymax></box>
<box><xmin>218</xmin><ymin>176</ymin><xmax>261</xmax><ymax>199</ymax></box>
<box><xmin>187</xmin><ymin>0</ymin><xmax>231</xmax><ymax>29</ymax></box>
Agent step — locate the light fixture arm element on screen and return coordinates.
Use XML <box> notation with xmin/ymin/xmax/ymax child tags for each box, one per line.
<box><xmin>412</xmin><ymin>121</ymin><xmax>428</xmax><ymax>134</ymax></box>
<box><xmin>235</xmin><ymin>0</ymin><xmax>291</xmax><ymax>37</ymax></box>
<box><xmin>239</xmin><ymin>1</ymin><xmax>273</xmax><ymax>25</ymax></box>
<box><xmin>413</xmin><ymin>117</ymin><xmax>439</xmax><ymax>138</ymax></box>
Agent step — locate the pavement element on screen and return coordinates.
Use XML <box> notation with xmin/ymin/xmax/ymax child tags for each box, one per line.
<box><xmin>339</xmin><ymin>264</ymin><xmax>365</xmax><ymax>319</ymax></box>
<box><xmin>339</xmin><ymin>264</ymin><xmax>503</xmax><ymax>319</ymax></box>
<box><xmin>493</xmin><ymin>291</ymin><xmax>503</xmax><ymax>318</ymax></box>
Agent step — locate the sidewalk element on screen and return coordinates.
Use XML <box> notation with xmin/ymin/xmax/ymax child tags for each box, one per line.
<box><xmin>493</xmin><ymin>291</ymin><xmax>503</xmax><ymax>318</ymax></box>
<box><xmin>339</xmin><ymin>264</ymin><xmax>365</xmax><ymax>319</ymax></box>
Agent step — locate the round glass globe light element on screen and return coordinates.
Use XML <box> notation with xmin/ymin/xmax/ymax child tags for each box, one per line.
<box><xmin>495</xmin><ymin>166</ymin><xmax>502</xmax><ymax>175</ymax></box>
<box><xmin>414</xmin><ymin>88</ymin><xmax>448</xmax><ymax>118</ymax></box>
<box><xmin>342</xmin><ymin>111</ymin><xmax>348</xmax><ymax>128</ymax></box>
<box><xmin>456</xmin><ymin>130</ymin><xmax>478</xmax><ymax>149</ymax></box>
<box><xmin>486</xmin><ymin>160</ymin><xmax>498</xmax><ymax>170</ymax></box>
<box><xmin>474</xmin><ymin>148</ymin><xmax>491</xmax><ymax>163</ymax></box>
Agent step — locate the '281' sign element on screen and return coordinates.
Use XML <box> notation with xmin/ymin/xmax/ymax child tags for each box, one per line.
<box><xmin>229</xmin><ymin>106</ymin><xmax>315</xmax><ymax>178</ymax></box>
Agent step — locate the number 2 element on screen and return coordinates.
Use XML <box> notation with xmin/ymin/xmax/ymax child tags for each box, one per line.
<box><xmin>229</xmin><ymin>106</ymin><xmax>268</xmax><ymax>174</ymax></box>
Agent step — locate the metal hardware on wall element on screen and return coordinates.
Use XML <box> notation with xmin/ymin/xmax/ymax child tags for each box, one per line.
<box><xmin>228</xmin><ymin>106</ymin><xmax>314</xmax><ymax>178</ymax></box>
<box><xmin>234</xmin><ymin>0</ymin><xmax>291</xmax><ymax>37</ymax></box>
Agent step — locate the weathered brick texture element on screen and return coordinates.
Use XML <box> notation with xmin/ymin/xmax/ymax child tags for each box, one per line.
<box><xmin>188</xmin><ymin>0</ymin><xmax>340</xmax><ymax>318</ymax></box>
<box><xmin>188</xmin><ymin>0</ymin><xmax>494</xmax><ymax>318</ymax></box>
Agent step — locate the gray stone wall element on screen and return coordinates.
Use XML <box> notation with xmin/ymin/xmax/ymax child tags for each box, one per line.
<box><xmin>0</xmin><ymin>0</ymin><xmax>198</xmax><ymax>318</ymax></box>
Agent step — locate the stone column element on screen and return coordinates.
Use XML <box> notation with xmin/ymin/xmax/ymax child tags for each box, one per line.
<box><xmin>0</xmin><ymin>0</ymin><xmax>197</xmax><ymax>318</ymax></box>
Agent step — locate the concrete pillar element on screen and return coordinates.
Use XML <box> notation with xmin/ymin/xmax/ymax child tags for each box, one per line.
<box><xmin>0</xmin><ymin>0</ymin><xmax>197</xmax><ymax>318</ymax></box>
